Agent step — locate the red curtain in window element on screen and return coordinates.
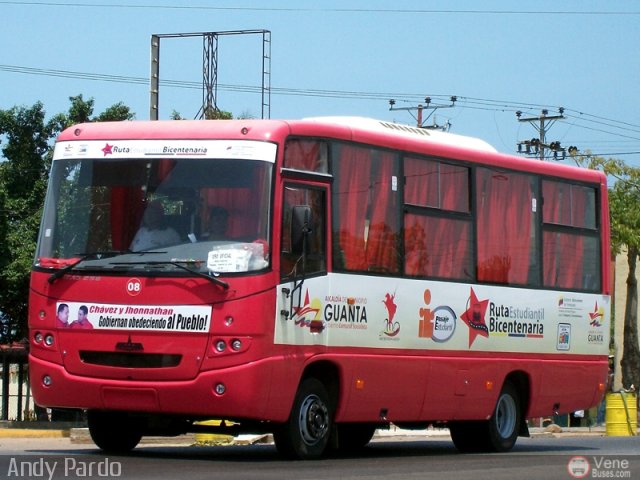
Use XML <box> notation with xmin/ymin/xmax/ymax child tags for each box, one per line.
<box><xmin>476</xmin><ymin>170</ymin><xmax>533</xmax><ymax>284</ymax></box>
<box><xmin>543</xmin><ymin>181</ymin><xmax>592</xmax><ymax>228</ymax></box>
<box><xmin>334</xmin><ymin>146</ymin><xmax>399</xmax><ymax>273</ymax></box>
<box><xmin>405</xmin><ymin>157</ymin><xmax>439</xmax><ymax>207</ymax></box>
<box><xmin>156</xmin><ymin>159</ymin><xmax>176</xmax><ymax>184</ymax></box>
<box><xmin>205</xmin><ymin>188</ymin><xmax>251</xmax><ymax>237</ymax></box>
<box><xmin>334</xmin><ymin>145</ymin><xmax>370</xmax><ymax>270</ymax></box>
<box><xmin>542</xmin><ymin>181</ymin><xmax>589</xmax><ymax>289</ymax></box>
<box><xmin>543</xmin><ymin>231</ymin><xmax>586</xmax><ymax>289</ymax></box>
<box><xmin>570</xmin><ymin>185</ymin><xmax>591</xmax><ymax>228</ymax></box>
<box><xmin>203</xmin><ymin>166</ymin><xmax>269</xmax><ymax>239</ymax></box>
<box><xmin>284</xmin><ymin>140</ymin><xmax>325</xmax><ymax>172</ymax></box>
<box><xmin>365</xmin><ymin>151</ymin><xmax>399</xmax><ymax>273</ymax></box>
<box><xmin>110</xmin><ymin>187</ymin><xmax>143</xmax><ymax>250</ymax></box>
<box><xmin>404</xmin><ymin>158</ymin><xmax>471</xmax><ymax>279</ymax></box>
<box><xmin>405</xmin><ymin>214</ymin><xmax>471</xmax><ymax>279</ymax></box>
<box><xmin>440</xmin><ymin>164</ymin><xmax>469</xmax><ymax>212</ymax></box>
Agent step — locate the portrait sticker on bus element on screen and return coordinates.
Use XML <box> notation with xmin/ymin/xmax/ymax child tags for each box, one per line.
<box><xmin>55</xmin><ymin>301</ymin><xmax>211</xmax><ymax>332</ymax></box>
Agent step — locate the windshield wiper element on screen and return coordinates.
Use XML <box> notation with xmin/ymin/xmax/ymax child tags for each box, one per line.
<box><xmin>110</xmin><ymin>260</ymin><xmax>230</xmax><ymax>290</ymax></box>
<box><xmin>47</xmin><ymin>250</ymin><xmax>165</xmax><ymax>284</ymax></box>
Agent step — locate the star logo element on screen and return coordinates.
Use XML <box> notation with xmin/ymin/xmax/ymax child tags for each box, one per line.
<box><xmin>460</xmin><ymin>287</ymin><xmax>489</xmax><ymax>347</ymax></box>
<box><xmin>101</xmin><ymin>143</ymin><xmax>113</xmax><ymax>156</ymax></box>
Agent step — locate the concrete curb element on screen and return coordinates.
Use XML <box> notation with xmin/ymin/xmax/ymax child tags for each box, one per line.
<box><xmin>0</xmin><ymin>428</ymin><xmax>70</xmax><ymax>438</ymax></box>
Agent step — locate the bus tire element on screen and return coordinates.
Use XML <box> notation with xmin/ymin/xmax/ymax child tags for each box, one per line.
<box><xmin>450</xmin><ymin>382</ymin><xmax>521</xmax><ymax>453</ymax></box>
<box><xmin>487</xmin><ymin>382</ymin><xmax>520</xmax><ymax>452</ymax></box>
<box><xmin>274</xmin><ymin>378</ymin><xmax>333</xmax><ymax>459</ymax></box>
<box><xmin>448</xmin><ymin>421</ymin><xmax>486</xmax><ymax>453</ymax></box>
<box><xmin>87</xmin><ymin>410</ymin><xmax>143</xmax><ymax>454</ymax></box>
<box><xmin>335</xmin><ymin>423</ymin><xmax>377</xmax><ymax>451</ymax></box>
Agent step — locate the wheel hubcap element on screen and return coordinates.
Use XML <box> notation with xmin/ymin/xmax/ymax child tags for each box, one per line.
<box><xmin>299</xmin><ymin>394</ymin><xmax>329</xmax><ymax>446</ymax></box>
<box><xmin>495</xmin><ymin>393</ymin><xmax>517</xmax><ymax>438</ymax></box>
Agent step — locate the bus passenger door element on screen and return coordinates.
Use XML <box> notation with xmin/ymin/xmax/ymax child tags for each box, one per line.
<box><xmin>276</xmin><ymin>183</ymin><xmax>328</xmax><ymax>346</ymax></box>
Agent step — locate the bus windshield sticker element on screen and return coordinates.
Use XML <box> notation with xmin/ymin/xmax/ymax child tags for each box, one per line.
<box><xmin>207</xmin><ymin>243</ymin><xmax>268</xmax><ymax>273</ymax></box>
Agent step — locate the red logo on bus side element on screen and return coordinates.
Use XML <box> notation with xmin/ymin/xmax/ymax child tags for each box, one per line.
<box><xmin>126</xmin><ymin>278</ymin><xmax>142</xmax><ymax>297</ymax></box>
<box><xmin>460</xmin><ymin>287</ymin><xmax>489</xmax><ymax>347</ymax></box>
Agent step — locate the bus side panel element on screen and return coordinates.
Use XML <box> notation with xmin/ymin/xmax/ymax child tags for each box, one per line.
<box><xmin>331</xmin><ymin>352</ymin><xmax>607</xmax><ymax>423</ymax></box>
<box><xmin>334</xmin><ymin>353</ymin><xmax>498</xmax><ymax>422</ymax></box>
<box><xmin>333</xmin><ymin>354</ymin><xmax>428</xmax><ymax>422</ymax></box>
<box><xmin>526</xmin><ymin>358</ymin><xmax>608</xmax><ymax>418</ymax></box>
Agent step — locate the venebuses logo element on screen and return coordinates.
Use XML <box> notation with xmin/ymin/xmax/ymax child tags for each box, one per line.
<box><xmin>567</xmin><ymin>456</ymin><xmax>590</xmax><ymax>478</ymax></box>
<box><xmin>567</xmin><ymin>456</ymin><xmax>631</xmax><ymax>479</ymax></box>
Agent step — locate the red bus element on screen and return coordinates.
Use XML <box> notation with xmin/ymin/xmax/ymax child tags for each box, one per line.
<box><xmin>29</xmin><ymin>117</ymin><xmax>611</xmax><ymax>459</ymax></box>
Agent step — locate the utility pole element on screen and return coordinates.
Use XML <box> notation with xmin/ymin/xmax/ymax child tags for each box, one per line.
<box><xmin>516</xmin><ymin>108</ymin><xmax>566</xmax><ymax>161</ymax></box>
<box><xmin>389</xmin><ymin>96</ymin><xmax>456</xmax><ymax>130</ymax></box>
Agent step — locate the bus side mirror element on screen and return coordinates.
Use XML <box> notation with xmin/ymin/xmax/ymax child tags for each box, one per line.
<box><xmin>291</xmin><ymin>205</ymin><xmax>312</xmax><ymax>256</ymax></box>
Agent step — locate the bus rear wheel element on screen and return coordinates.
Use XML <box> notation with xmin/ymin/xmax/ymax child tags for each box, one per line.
<box><xmin>450</xmin><ymin>382</ymin><xmax>521</xmax><ymax>453</ymax></box>
<box><xmin>274</xmin><ymin>378</ymin><xmax>333</xmax><ymax>459</ymax></box>
<box><xmin>87</xmin><ymin>410</ymin><xmax>143</xmax><ymax>454</ymax></box>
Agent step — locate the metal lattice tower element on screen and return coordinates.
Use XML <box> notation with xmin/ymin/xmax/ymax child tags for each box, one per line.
<box><xmin>199</xmin><ymin>33</ymin><xmax>219</xmax><ymax>119</ymax></box>
<box><xmin>150</xmin><ymin>30</ymin><xmax>271</xmax><ymax>120</ymax></box>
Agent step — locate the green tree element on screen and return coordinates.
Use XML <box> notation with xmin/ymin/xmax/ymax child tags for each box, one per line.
<box><xmin>0</xmin><ymin>95</ymin><xmax>134</xmax><ymax>342</ymax></box>
<box><xmin>0</xmin><ymin>102</ymin><xmax>58</xmax><ymax>342</ymax></box>
<box><xmin>609</xmin><ymin>172</ymin><xmax>640</xmax><ymax>390</ymax></box>
<box><xmin>574</xmin><ymin>152</ymin><xmax>640</xmax><ymax>389</ymax></box>
<box><xmin>204</xmin><ymin>106</ymin><xmax>233</xmax><ymax>120</ymax></box>
<box><xmin>172</xmin><ymin>107</ymin><xmax>235</xmax><ymax>120</ymax></box>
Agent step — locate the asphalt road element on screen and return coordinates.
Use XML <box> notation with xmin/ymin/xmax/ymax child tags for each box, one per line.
<box><xmin>1</xmin><ymin>433</ymin><xmax>639</xmax><ymax>480</ymax></box>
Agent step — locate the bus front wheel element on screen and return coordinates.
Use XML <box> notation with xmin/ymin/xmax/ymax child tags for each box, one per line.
<box><xmin>87</xmin><ymin>410</ymin><xmax>143</xmax><ymax>454</ymax></box>
<box><xmin>335</xmin><ymin>423</ymin><xmax>377</xmax><ymax>451</ymax></box>
<box><xmin>450</xmin><ymin>382</ymin><xmax>521</xmax><ymax>453</ymax></box>
<box><xmin>274</xmin><ymin>378</ymin><xmax>333</xmax><ymax>459</ymax></box>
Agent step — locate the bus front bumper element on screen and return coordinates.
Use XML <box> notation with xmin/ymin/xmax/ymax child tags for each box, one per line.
<box><xmin>29</xmin><ymin>354</ymin><xmax>287</xmax><ymax>421</ymax></box>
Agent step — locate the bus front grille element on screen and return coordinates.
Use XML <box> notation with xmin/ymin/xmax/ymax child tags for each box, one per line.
<box><xmin>79</xmin><ymin>351</ymin><xmax>182</xmax><ymax>368</ymax></box>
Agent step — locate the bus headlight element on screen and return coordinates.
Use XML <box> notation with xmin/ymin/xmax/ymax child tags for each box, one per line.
<box><xmin>44</xmin><ymin>334</ymin><xmax>55</xmax><ymax>346</ymax></box>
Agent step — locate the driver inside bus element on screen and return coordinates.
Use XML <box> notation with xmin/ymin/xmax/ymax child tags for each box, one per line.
<box><xmin>206</xmin><ymin>206</ymin><xmax>230</xmax><ymax>240</ymax></box>
<box><xmin>130</xmin><ymin>200</ymin><xmax>180</xmax><ymax>251</ymax></box>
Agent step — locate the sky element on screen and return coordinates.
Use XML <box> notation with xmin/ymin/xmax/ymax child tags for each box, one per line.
<box><xmin>1</xmin><ymin>0</ymin><xmax>639</xmax><ymax>167</ymax></box>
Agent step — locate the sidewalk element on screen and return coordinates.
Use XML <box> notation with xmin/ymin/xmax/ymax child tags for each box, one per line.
<box><xmin>0</xmin><ymin>423</ymin><xmax>610</xmax><ymax>444</ymax></box>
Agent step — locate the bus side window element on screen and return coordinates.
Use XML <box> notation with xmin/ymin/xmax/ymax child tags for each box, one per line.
<box><xmin>542</xmin><ymin>180</ymin><xmax>600</xmax><ymax>291</ymax></box>
<box><xmin>475</xmin><ymin>168</ymin><xmax>539</xmax><ymax>286</ymax></box>
<box><xmin>281</xmin><ymin>185</ymin><xmax>327</xmax><ymax>280</ymax></box>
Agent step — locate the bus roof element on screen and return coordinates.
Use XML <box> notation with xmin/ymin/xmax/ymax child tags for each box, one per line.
<box><xmin>57</xmin><ymin>117</ymin><xmax>605</xmax><ymax>185</ymax></box>
<box><xmin>302</xmin><ymin>116</ymin><xmax>498</xmax><ymax>153</ymax></box>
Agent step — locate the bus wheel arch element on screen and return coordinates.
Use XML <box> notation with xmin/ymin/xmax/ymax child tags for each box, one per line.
<box><xmin>504</xmin><ymin>370</ymin><xmax>531</xmax><ymax>437</ymax></box>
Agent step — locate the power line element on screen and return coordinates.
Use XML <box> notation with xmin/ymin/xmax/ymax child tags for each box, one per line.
<box><xmin>3</xmin><ymin>64</ymin><xmax>640</xmax><ymax>134</ymax></box>
<box><xmin>2</xmin><ymin>63</ymin><xmax>640</xmax><ymax>152</ymax></box>
<box><xmin>0</xmin><ymin>64</ymin><xmax>424</xmax><ymax>100</ymax></box>
<box><xmin>1</xmin><ymin>2</ymin><xmax>639</xmax><ymax>15</ymax></box>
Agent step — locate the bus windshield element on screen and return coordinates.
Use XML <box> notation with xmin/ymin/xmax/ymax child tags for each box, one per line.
<box><xmin>36</xmin><ymin>156</ymin><xmax>273</xmax><ymax>275</ymax></box>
